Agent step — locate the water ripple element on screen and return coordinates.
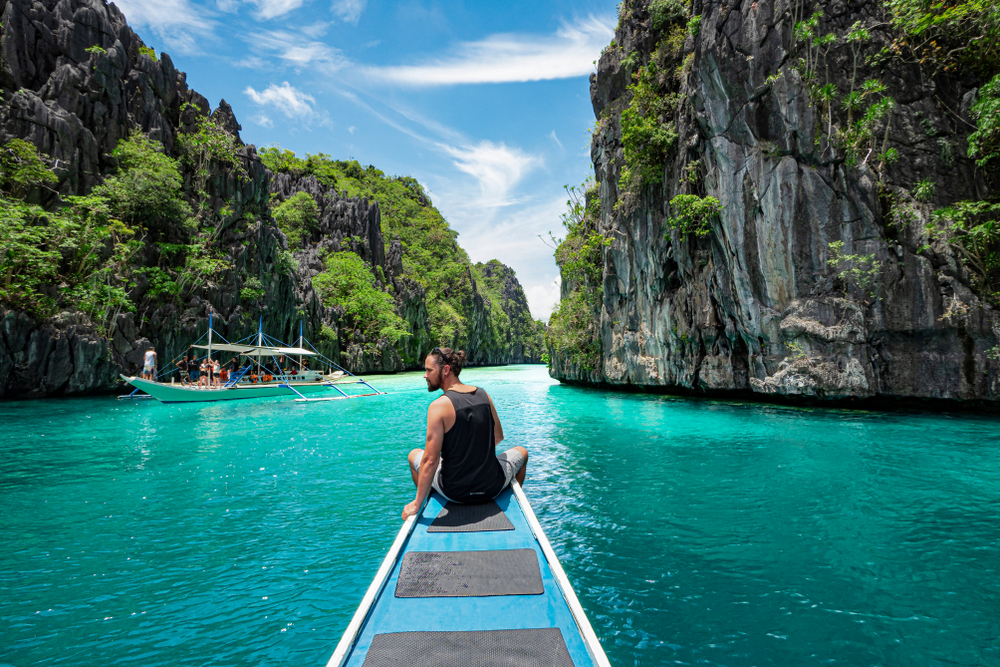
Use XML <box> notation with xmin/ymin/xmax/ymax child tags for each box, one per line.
<box><xmin>2</xmin><ymin>367</ymin><xmax>999</xmax><ymax>666</ymax></box>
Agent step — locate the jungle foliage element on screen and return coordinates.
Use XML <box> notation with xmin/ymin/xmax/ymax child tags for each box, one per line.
<box><xmin>665</xmin><ymin>194</ymin><xmax>721</xmax><ymax>237</ymax></box>
<box><xmin>880</xmin><ymin>0</ymin><xmax>1000</xmax><ymax>299</ymax></box>
<box><xmin>1</xmin><ymin>138</ymin><xmax>140</xmax><ymax>329</ymax></box>
<box><xmin>261</xmin><ymin>146</ymin><xmax>532</xmax><ymax>353</ymax></box>
<box><xmin>0</xmin><ymin>109</ymin><xmax>264</xmax><ymax>332</ymax></box>
<box><xmin>312</xmin><ymin>251</ymin><xmax>409</xmax><ymax>352</ymax></box>
<box><xmin>273</xmin><ymin>191</ymin><xmax>319</xmax><ymax>247</ymax></box>
<box><xmin>547</xmin><ymin>181</ymin><xmax>608</xmax><ymax>371</ymax></box>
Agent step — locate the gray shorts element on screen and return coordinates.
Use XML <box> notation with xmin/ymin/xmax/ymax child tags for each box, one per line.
<box><xmin>413</xmin><ymin>447</ymin><xmax>526</xmax><ymax>503</ymax></box>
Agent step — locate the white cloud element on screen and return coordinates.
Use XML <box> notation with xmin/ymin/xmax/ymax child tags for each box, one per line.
<box><xmin>332</xmin><ymin>0</ymin><xmax>366</xmax><ymax>23</ymax></box>
<box><xmin>444</xmin><ymin>195</ymin><xmax>566</xmax><ymax>320</ymax></box>
<box><xmin>247</xmin><ymin>0</ymin><xmax>306</xmax><ymax>19</ymax></box>
<box><xmin>244</xmin><ymin>82</ymin><xmax>317</xmax><ymax>120</ymax></box>
<box><xmin>526</xmin><ymin>279</ymin><xmax>561</xmax><ymax>322</ymax></box>
<box><xmin>252</xmin><ymin>113</ymin><xmax>274</xmax><ymax>127</ymax></box>
<box><xmin>439</xmin><ymin>141</ymin><xmax>540</xmax><ymax>211</ymax></box>
<box><xmin>234</xmin><ymin>55</ymin><xmax>269</xmax><ymax>69</ymax></box>
<box><xmin>216</xmin><ymin>0</ymin><xmax>240</xmax><ymax>11</ymax></box>
<box><xmin>364</xmin><ymin>15</ymin><xmax>613</xmax><ymax>85</ymax></box>
<box><xmin>301</xmin><ymin>21</ymin><xmax>331</xmax><ymax>38</ymax></box>
<box><xmin>249</xmin><ymin>30</ymin><xmax>345</xmax><ymax>68</ymax></box>
<box><xmin>112</xmin><ymin>0</ymin><xmax>215</xmax><ymax>53</ymax></box>
<box><xmin>549</xmin><ymin>130</ymin><xmax>563</xmax><ymax>149</ymax></box>
<box><xmin>347</xmin><ymin>126</ymin><xmax>356</xmax><ymax>134</ymax></box>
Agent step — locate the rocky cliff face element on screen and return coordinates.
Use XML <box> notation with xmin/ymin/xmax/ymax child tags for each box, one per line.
<box><xmin>550</xmin><ymin>0</ymin><xmax>1000</xmax><ymax>406</ymax></box>
<box><xmin>475</xmin><ymin>260</ymin><xmax>547</xmax><ymax>364</ymax></box>
<box><xmin>0</xmin><ymin>0</ymin><xmax>541</xmax><ymax>398</ymax></box>
<box><xmin>272</xmin><ymin>171</ymin><xmax>429</xmax><ymax>372</ymax></box>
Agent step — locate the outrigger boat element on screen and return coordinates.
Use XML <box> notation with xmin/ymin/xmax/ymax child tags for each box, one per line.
<box><xmin>121</xmin><ymin>316</ymin><xmax>384</xmax><ymax>404</ymax></box>
<box><xmin>327</xmin><ymin>482</ymin><xmax>611</xmax><ymax>667</ymax></box>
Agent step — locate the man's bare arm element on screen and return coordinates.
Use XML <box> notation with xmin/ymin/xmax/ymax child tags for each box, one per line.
<box><xmin>402</xmin><ymin>399</ymin><xmax>446</xmax><ymax>519</ymax></box>
<box><xmin>488</xmin><ymin>395</ymin><xmax>504</xmax><ymax>446</ymax></box>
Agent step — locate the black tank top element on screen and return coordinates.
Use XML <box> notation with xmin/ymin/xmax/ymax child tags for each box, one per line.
<box><xmin>440</xmin><ymin>388</ymin><xmax>505</xmax><ymax>503</ymax></box>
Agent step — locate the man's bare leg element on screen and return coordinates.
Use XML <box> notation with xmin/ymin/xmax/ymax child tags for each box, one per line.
<box><xmin>514</xmin><ymin>446</ymin><xmax>528</xmax><ymax>486</ymax></box>
<box><xmin>408</xmin><ymin>448</ymin><xmax>424</xmax><ymax>486</ymax></box>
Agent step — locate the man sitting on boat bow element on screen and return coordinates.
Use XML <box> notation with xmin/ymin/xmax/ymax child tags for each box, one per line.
<box><xmin>403</xmin><ymin>347</ymin><xmax>528</xmax><ymax>519</ymax></box>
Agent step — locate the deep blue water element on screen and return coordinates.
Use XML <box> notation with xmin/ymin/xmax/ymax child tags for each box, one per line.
<box><xmin>1</xmin><ymin>365</ymin><xmax>998</xmax><ymax>666</ymax></box>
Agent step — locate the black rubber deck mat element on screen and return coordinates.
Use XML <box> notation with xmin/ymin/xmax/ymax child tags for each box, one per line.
<box><xmin>361</xmin><ymin>628</ymin><xmax>574</xmax><ymax>667</ymax></box>
<box><xmin>428</xmin><ymin>501</ymin><xmax>515</xmax><ymax>533</ymax></box>
<box><xmin>395</xmin><ymin>549</ymin><xmax>543</xmax><ymax>598</ymax></box>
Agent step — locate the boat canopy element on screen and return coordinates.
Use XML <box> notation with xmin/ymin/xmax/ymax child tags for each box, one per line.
<box><xmin>190</xmin><ymin>344</ymin><xmax>316</xmax><ymax>357</ymax></box>
<box><xmin>190</xmin><ymin>343</ymin><xmax>256</xmax><ymax>353</ymax></box>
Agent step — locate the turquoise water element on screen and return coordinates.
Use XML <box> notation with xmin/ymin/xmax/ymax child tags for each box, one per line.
<box><xmin>2</xmin><ymin>365</ymin><xmax>998</xmax><ymax>666</ymax></box>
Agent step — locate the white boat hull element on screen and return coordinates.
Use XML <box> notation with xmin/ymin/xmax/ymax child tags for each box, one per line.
<box><xmin>121</xmin><ymin>376</ymin><xmax>335</xmax><ymax>403</ymax></box>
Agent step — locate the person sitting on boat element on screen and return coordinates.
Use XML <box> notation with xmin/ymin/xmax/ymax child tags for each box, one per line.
<box><xmin>403</xmin><ymin>347</ymin><xmax>528</xmax><ymax>519</ymax></box>
<box><xmin>142</xmin><ymin>346</ymin><xmax>157</xmax><ymax>381</ymax></box>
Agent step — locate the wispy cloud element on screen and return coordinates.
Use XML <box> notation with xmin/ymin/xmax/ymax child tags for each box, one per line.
<box><xmin>363</xmin><ymin>15</ymin><xmax>613</xmax><ymax>86</ymax></box>
<box><xmin>301</xmin><ymin>21</ymin><xmax>331</xmax><ymax>38</ymax></box>
<box><xmin>440</xmin><ymin>141</ymin><xmax>540</xmax><ymax>210</ymax></box>
<box><xmin>244</xmin><ymin>82</ymin><xmax>329</xmax><ymax>128</ymax></box>
<box><xmin>246</xmin><ymin>0</ymin><xmax>306</xmax><ymax>19</ymax></box>
<box><xmin>248</xmin><ymin>29</ymin><xmax>346</xmax><ymax>68</ymax></box>
<box><xmin>332</xmin><ymin>0</ymin><xmax>366</xmax><ymax>24</ymax></box>
<box><xmin>449</xmin><ymin>195</ymin><xmax>566</xmax><ymax>319</ymax></box>
<box><xmin>113</xmin><ymin>0</ymin><xmax>216</xmax><ymax>53</ymax></box>
<box><xmin>335</xmin><ymin>90</ymin><xmax>540</xmax><ymax>211</ymax></box>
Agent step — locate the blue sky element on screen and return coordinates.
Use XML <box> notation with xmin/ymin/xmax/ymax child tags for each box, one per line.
<box><xmin>113</xmin><ymin>0</ymin><xmax>618</xmax><ymax>320</ymax></box>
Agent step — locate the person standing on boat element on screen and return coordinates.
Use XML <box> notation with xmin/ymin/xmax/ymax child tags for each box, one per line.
<box><xmin>403</xmin><ymin>347</ymin><xmax>528</xmax><ymax>519</ymax></box>
<box><xmin>176</xmin><ymin>356</ymin><xmax>190</xmax><ymax>384</ymax></box>
<box><xmin>142</xmin><ymin>346</ymin><xmax>157</xmax><ymax>381</ymax></box>
<box><xmin>187</xmin><ymin>355</ymin><xmax>200</xmax><ymax>387</ymax></box>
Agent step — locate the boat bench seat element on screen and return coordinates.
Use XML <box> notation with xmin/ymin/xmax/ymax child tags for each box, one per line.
<box><xmin>395</xmin><ymin>548</ymin><xmax>543</xmax><ymax>597</ymax></box>
<box><xmin>361</xmin><ymin>628</ymin><xmax>574</xmax><ymax>667</ymax></box>
<box><xmin>428</xmin><ymin>500</ymin><xmax>514</xmax><ymax>533</ymax></box>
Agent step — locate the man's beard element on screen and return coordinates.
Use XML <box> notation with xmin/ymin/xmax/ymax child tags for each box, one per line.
<box><xmin>426</xmin><ymin>368</ymin><xmax>444</xmax><ymax>392</ymax></box>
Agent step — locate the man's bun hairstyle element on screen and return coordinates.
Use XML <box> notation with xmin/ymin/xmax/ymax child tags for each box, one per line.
<box><xmin>432</xmin><ymin>347</ymin><xmax>466</xmax><ymax>376</ymax></box>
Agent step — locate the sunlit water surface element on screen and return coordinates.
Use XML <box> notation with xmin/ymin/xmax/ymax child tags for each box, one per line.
<box><xmin>2</xmin><ymin>365</ymin><xmax>998</xmax><ymax>666</ymax></box>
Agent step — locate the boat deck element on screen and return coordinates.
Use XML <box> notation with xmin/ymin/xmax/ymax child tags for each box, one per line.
<box><xmin>330</xmin><ymin>484</ymin><xmax>608</xmax><ymax>666</ymax></box>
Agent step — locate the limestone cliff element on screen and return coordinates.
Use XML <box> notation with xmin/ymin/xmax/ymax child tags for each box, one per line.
<box><xmin>549</xmin><ymin>0</ymin><xmax>1000</xmax><ymax>406</ymax></box>
<box><xmin>0</xmin><ymin>0</ymin><xmax>541</xmax><ymax>398</ymax></box>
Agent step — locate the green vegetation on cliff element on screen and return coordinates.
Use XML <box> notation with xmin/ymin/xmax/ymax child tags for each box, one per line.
<box><xmin>313</xmin><ymin>251</ymin><xmax>409</xmax><ymax>352</ymax></box>
<box><xmin>546</xmin><ymin>182</ymin><xmax>608</xmax><ymax>371</ymax></box>
<box><xmin>260</xmin><ymin>146</ymin><xmax>544</xmax><ymax>355</ymax></box>
<box><xmin>473</xmin><ymin>260</ymin><xmax>546</xmax><ymax>362</ymax></box>
<box><xmin>1</xmin><ymin>138</ymin><xmax>140</xmax><ymax>328</ymax></box>
<box><xmin>273</xmin><ymin>191</ymin><xmax>319</xmax><ymax>246</ymax></box>
<box><xmin>884</xmin><ymin>0</ymin><xmax>1000</xmax><ymax>298</ymax></box>
<box><xmin>0</xmin><ymin>118</ymin><xmax>272</xmax><ymax>330</ymax></box>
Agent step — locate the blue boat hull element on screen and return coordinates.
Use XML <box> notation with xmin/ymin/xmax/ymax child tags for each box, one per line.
<box><xmin>328</xmin><ymin>484</ymin><xmax>609</xmax><ymax>666</ymax></box>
